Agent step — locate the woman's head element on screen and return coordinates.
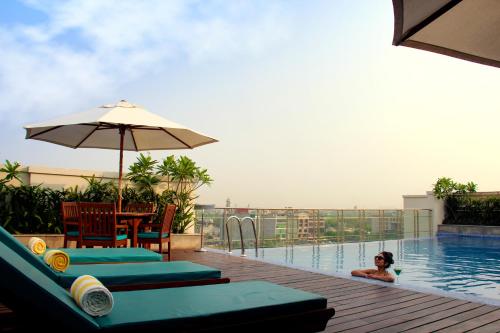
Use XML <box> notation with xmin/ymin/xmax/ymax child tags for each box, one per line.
<box><xmin>374</xmin><ymin>251</ymin><xmax>394</xmax><ymax>269</ymax></box>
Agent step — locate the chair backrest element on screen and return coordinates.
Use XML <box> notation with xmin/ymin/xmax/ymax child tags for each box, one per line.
<box><xmin>61</xmin><ymin>201</ymin><xmax>79</xmax><ymax>222</ymax></box>
<box><xmin>124</xmin><ymin>202</ymin><xmax>155</xmax><ymax>213</ymax></box>
<box><xmin>0</xmin><ymin>226</ymin><xmax>59</xmax><ymax>281</ymax></box>
<box><xmin>79</xmin><ymin>202</ymin><xmax>117</xmax><ymax>237</ymax></box>
<box><xmin>161</xmin><ymin>204</ymin><xmax>177</xmax><ymax>234</ymax></box>
<box><xmin>0</xmin><ymin>241</ymin><xmax>99</xmax><ymax>331</ymax></box>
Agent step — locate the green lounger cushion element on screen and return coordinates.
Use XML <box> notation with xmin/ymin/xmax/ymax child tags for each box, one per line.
<box><xmin>96</xmin><ymin>281</ymin><xmax>327</xmax><ymax>330</ymax></box>
<box><xmin>57</xmin><ymin>248</ymin><xmax>162</xmax><ymax>264</ymax></box>
<box><xmin>137</xmin><ymin>231</ymin><xmax>169</xmax><ymax>239</ymax></box>
<box><xmin>0</xmin><ymin>226</ymin><xmax>162</xmax><ymax>264</ymax></box>
<box><xmin>82</xmin><ymin>234</ymin><xmax>128</xmax><ymax>241</ymax></box>
<box><xmin>57</xmin><ymin>261</ymin><xmax>221</xmax><ymax>288</ymax></box>
<box><xmin>66</xmin><ymin>231</ymin><xmax>79</xmax><ymax>237</ymax></box>
<box><xmin>0</xmin><ymin>241</ymin><xmax>330</xmax><ymax>332</ymax></box>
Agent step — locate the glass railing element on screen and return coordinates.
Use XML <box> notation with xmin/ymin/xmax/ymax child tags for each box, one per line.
<box><xmin>193</xmin><ymin>208</ymin><xmax>433</xmax><ymax>250</ymax></box>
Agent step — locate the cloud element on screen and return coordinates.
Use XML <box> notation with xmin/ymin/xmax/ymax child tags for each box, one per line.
<box><xmin>0</xmin><ymin>0</ymin><xmax>293</xmax><ymax>121</ymax></box>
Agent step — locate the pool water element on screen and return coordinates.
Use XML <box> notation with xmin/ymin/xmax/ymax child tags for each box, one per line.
<box><xmin>229</xmin><ymin>236</ymin><xmax>500</xmax><ymax>305</ymax></box>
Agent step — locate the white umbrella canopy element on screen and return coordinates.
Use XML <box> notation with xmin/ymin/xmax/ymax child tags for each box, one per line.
<box><xmin>392</xmin><ymin>0</ymin><xmax>500</xmax><ymax>68</ymax></box>
<box><xmin>24</xmin><ymin>100</ymin><xmax>218</xmax><ymax>210</ymax></box>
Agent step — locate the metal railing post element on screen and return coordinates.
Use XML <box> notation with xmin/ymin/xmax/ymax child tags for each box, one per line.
<box><xmin>416</xmin><ymin>210</ymin><xmax>420</xmax><ymax>238</ymax></box>
<box><xmin>413</xmin><ymin>209</ymin><xmax>417</xmax><ymax>238</ymax></box>
<box><xmin>358</xmin><ymin>210</ymin><xmax>365</xmax><ymax>242</ymax></box>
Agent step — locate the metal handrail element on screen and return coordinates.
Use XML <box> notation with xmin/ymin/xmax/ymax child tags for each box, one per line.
<box><xmin>241</xmin><ymin>216</ymin><xmax>258</xmax><ymax>256</ymax></box>
<box><xmin>225</xmin><ymin>215</ymin><xmax>259</xmax><ymax>257</ymax></box>
<box><xmin>225</xmin><ymin>216</ymin><xmax>244</xmax><ymax>255</ymax></box>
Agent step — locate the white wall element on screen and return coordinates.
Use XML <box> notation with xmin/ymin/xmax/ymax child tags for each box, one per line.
<box><xmin>403</xmin><ymin>191</ymin><xmax>443</xmax><ymax>236</ymax></box>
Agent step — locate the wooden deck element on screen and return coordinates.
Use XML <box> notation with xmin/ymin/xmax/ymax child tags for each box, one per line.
<box><xmin>173</xmin><ymin>250</ymin><xmax>500</xmax><ymax>333</ymax></box>
<box><xmin>1</xmin><ymin>250</ymin><xmax>499</xmax><ymax>332</ymax></box>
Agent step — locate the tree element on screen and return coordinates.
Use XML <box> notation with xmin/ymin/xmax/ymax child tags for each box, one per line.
<box><xmin>432</xmin><ymin>177</ymin><xmax>477</xmax><ymax>223</ymax></box>
<box><xmin>432</xmin><ymin>177</ymin><xmax>477</xmax><ymax>200</ymax></box>
<box><xmin>157</xmin><ymin>155</ymin><xmax>213</xmax><ymax>233</ymax></box>
<box><xmin>127</xmin><ymin>154</ymin><xmax>213</xmax><ymax>233</ymax></box>
<box><xmin>0</xmin><ymin>160</ymin><xmax>22</xmax><ymax>185</ymax></box>
<box><xmin>126</xmin><ymin>153</ymin><xmax>160</xmax><ymax>199</ymax></box>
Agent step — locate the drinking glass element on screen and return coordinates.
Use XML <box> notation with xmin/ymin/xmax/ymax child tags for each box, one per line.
<box><xmin>393</xmin><ymin>266</ymin><xmax>402</xmax><ymax>285</ymax></box>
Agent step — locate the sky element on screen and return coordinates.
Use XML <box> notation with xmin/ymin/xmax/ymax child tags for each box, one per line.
<box><xmin>1</xmin><ymin>0</ymin><xmax>500</xmax><ymax>209</ymax></box>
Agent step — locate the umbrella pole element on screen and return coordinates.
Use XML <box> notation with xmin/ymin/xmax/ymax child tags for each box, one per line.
<box><xmin>118</xmin><ymin>126</ymin><xmax>125</xmax><ymax>212</ymax></box>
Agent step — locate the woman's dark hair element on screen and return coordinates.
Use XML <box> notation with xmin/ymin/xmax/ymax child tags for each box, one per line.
<box><xmin>381</xmin><ymin>251</ymin><xmax>394</xmax><ymax>268</ymax></box>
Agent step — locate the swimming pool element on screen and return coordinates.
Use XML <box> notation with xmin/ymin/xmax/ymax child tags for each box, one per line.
<box><xmin>227</xmin><ymin>236</ymin><xmax>500</xmax><ymax>305</ymax></box>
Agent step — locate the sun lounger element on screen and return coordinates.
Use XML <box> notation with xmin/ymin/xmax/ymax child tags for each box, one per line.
<box><xmin>0</xmin><ymin>226</ymin><xmax>228</xmax><ymax>290</ymax></box>
<box><xmin>1</xmin><ymin>226</ymin><xmax>163</xmax><ymax>264</ymax></box>
<box><xmin>0</xmin><ymin>241</ymin><xmax>335</xmax><ymax>332</ymax></box>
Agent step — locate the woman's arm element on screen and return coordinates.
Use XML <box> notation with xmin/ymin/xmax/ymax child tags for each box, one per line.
<box><xmin>366</xmin><ymin>273</ymin><xmax>395</xmax><ymax>283</ymax></box>
<box><xmin>351</xmin><ymin>269</ymin><xmax>376</xmax><ymax>278</ymax></box>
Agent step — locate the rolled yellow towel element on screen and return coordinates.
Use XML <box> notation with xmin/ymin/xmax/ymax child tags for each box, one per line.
<box><xmin>44</xmin><ymin>249</ymin><xmax>70</xmax><ymax>272</ymax></box>
<box><xmin>28</xmin><ymin>237</ymin><xmax>46</xmax><ymax>255</ymax></box>
<box><xmin>70</xmin><ymin>275</ymin><xmax>113</xmax><ymax>317</ymax></box>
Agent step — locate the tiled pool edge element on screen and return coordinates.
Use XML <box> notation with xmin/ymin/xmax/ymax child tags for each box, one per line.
<box><xmin>438</xmin><ymin>224</ymin><xmax>500</xmax><ymax>238</ymax></box>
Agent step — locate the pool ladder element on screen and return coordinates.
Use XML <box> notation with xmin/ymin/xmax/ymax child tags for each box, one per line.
<box><xmin>225</xmin><ymin>216</ymin><xmax>258</xmax><ymax>257</ymax></box>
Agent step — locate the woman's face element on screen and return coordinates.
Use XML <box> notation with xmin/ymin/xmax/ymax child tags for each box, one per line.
<box><xmin>374</xmin><ymin>253</ymin><xmax>385</xmax><ymax>268</ymax></box>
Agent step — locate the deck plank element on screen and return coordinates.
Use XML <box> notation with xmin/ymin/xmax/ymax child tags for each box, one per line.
<box><xmin>435</xmin><ymin>309</ymin><xmax>500</xmax><ymax>332</ymax></box>
<box><xmin>404</xmin><ymin>305</ymin><xmax>500</xmax><ymax>333</ymax></box>
<box><xmin>173</xmin><ymin>250</ymin><xmax>500</xmax><ymax>333</ymax></box>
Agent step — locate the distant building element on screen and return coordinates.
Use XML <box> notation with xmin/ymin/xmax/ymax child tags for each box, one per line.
<box><xmin>296</xmin><ymin>212</ymin><xmax>325</xmax><ymax>239</ymax></box>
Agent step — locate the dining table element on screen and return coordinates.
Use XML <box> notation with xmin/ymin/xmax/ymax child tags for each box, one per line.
<box><xmin>116</xmin><ymin>212</ymin><xmax>156</xmax><ymax>248</ymax></box>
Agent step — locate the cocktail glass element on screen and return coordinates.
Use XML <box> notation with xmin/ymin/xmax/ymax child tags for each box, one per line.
<box><xmin>393</xmin><ymin>266</ymin><xmax>402</xmax><ymax>285</ymax></box>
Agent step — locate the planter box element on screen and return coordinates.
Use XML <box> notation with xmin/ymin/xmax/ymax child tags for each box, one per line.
<box><xmin>438</xmin><ymin>224</ymin><xmax>500</xmax><ymax>237</ymax></box>
<box><xmin>146</xmin><ymin>234</ymin><xmax>202</xmax><ymax>252</ymax></box>
<box><xmin>140</xmin><ymin>234</ymin><xmax>202</xmax><ymax>252</ymax></box>
<box><xmin>13</xmin><ymin>233</ymin><xmax>202</xmax><ymax>251</ymax></box>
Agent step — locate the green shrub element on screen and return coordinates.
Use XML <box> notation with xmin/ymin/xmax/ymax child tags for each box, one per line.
<box><xmin>430</xmin><ymin>177</ymin><xmax>500</xmax><ymax>226</ymax></box>
<box><xmin>0</xmin><ymin>183</ymin><xmax>64</xmax><ymax>234</ymax></box>
<box><xmin>0</xmin><ymin>155</ymin><xmax>213</xmax><ymax>234</ymax></box>
<box><xmin>444</xmin><ymin>195</ymin><xmax>500</xmax><ymax>226</ymax></box>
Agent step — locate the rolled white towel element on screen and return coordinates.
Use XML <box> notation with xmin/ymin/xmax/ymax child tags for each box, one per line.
<box><xmin>28</xmin><ymin>237</ymin><xmax>46</xmax><ymax>254</ymax></box>
<box><xmin>70</xmin><ymin>275</ymin><xmax>113</xmax><ymax>317</ymax></box>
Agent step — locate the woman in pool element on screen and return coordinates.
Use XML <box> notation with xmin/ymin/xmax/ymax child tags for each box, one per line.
<box><xmin>351</xmin><ymin>251</ymin><xmax>395</xmax><ymax>283</ymax></box>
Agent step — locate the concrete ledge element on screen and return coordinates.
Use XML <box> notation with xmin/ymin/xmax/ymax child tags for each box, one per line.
<box><xmin>148</xmin><ymin>234</ymin><xmax>202</xmax><ymax>252</ymax></box>
<box><xmin>14</xmin><ymin>233</ymin><xmax>202</xmax><ymax>251</ymax></box>
<box><xmin>15</xmin><ymin>234</ymin><xmax>64</xmax><ymax>248</ymax></box>
<box><xmin>171</xmin><ymin>234</ymin><xmax>202</xmax><ymax>250</ymax></box>
<box><xmin>438</xmin><ymin>224</ymin><xmax>500</xmax><ymax>237</ymax></box>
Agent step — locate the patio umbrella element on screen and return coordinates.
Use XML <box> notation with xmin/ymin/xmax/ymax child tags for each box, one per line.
<box><xmin>392</xmin><ymin>0</ymin><xmax>500</xmax><ymax>68</ymax></box>
<box><xmin>24</xmin><ymin>100</ymin><xmax>218</xmax><ymax>211</ymax></box>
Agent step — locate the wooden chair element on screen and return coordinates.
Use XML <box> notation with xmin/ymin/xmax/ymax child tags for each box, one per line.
<box><xmin>137</xmin><ymin>204</ymin><xmax>176</xmax><ymax>260</ymax></box>
<box><xmin>61</xmin><ymin>201</ymin><xmax>81</xmax><ymax>248</ymax></box>
<box><xmin>78</xmin><ymin>202</ymin><xmax>128</xmax><ymax>248</ymax></box>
